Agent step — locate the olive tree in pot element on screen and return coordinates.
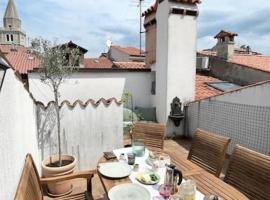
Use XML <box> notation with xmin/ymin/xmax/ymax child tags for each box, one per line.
<box><xmin>31</xmin><ymin>38</ymin><xmax>80</xmax><ymax>197</ymax></box>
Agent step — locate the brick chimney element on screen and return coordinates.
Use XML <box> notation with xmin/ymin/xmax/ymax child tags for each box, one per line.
<box><xmin>215</xmin><ymin>30</ymin><xmax>238</xmax><ymax>60</ymax></box>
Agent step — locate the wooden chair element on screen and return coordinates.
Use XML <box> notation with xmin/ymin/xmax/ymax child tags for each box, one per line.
<box><xmin>224</xmin><ymin>145</ymin><xmax>270</xmax><ymax>200</ymax></box>
<box><xmin>187</xmin><ymin>129</ymin><xmax>231</xmax><ymax>177</ymax></box>
<box><xmin>14</xmin><ymin>154</ymin><xmax>96</xmax><ymax>200</ymax></box>
<box><xmin>132</xmin><ymin>122</ymin><xmax>166</xmax><ymax>151</ymax></box>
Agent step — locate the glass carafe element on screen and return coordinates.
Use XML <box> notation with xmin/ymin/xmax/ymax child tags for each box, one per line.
<box><xmin>132</xmin><ymin>138</ymin><xmax>145</xmax><ymax>157</ymax></box>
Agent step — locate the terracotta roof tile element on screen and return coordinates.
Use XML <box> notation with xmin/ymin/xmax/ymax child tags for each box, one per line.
<box><xmin>113</xmin><ymin>61</ymin><xmax>147</xmax><ymax>69</ymax></box>
<box><xmin>143</xmin><ymin>0</ymin><xmax>200</xmax><ymax>16</ymax></box>
<box><xmin>84</xmin><ymin>57</ymin><xmax>113</xmax><ymax>69</ymax></box>
<box><xmin>195</xmin><ymin>74</ymin><xmax>223</xmax><ymax>100</ymax></box>
<box><xmin>112</xmin><ymin>46</ymin><xmax>145</xmax><ymax>56</ymax></box>
<box><xmin>199</xmin><ymin>50</ymin><xmax>270</xmax><ymax>73</ymax></box>
<box><xmin>142</xmin><ymin>0</ymin><xmax>158</xmax><ymax>16</ymax></box>
<box><xmin>230</xmin><ymin>54</ymin><xmax>270</xmax><ymax>73</ymax></box>
<box><xmin>214</xmin><ymin>30</ymin><xmax>238</xmax><ymax>39</ymax></box>
<box><xmin>0</xmin><ymin>45</ymin><xmax>40</xmax><ymax>74</ymax></box>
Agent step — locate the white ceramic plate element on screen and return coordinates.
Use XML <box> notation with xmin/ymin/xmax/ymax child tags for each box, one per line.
<box><xmin>108</xmin><ymin>183</ymin><xmax>151</xmax><ymax>200</ymax></box>
<box><xmin>98</xmin><ymin>162</ymin><xmax>132</xmax><ymax>179</ymax></box>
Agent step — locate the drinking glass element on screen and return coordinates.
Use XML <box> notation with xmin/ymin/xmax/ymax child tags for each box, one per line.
<box><xmin>159</xmin><ymin>184</ymin><xmax>171</xmax><ymax>199</ymax></box>
<box><xmin>127</xmin><ymin>153</ymin><xmax>136</xmax><ymax>165</ymax></box>
<box><xmin>132</xmin><ymin>138</ymin><xmax>145</xmax><ymax>157</ymax></box>
<box><xmin>179</xmin><ymin>180</ymin><xmax>196</xmax><ymax>200</ymax></box>
<box><xmin>159</xmin><ymin>154</ymin><xmax>171</xmax><ymax>168</ymax></box>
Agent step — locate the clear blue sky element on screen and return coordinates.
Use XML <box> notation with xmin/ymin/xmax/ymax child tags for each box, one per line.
<box><xmin>0</xmin><ymin>0</ymin><xmax>269</xmax><ymax>56</ymax></box>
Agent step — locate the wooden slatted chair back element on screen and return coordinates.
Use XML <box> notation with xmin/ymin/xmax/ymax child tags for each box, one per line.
<box><xmin>15</xmin><ymin>154</ymin><xmax>43</xmax><ymax>200</ymax></box>
<box><xmin>132</xmin><ymin>122</ymin><xmax>166</xmax><ymax>150</ymax></box>
<box><xmin>188</xmin><ymin>129</ymin><xmax>231</xmax><ymax>177</ymax></box>
<box><xmin>224</xmin><ymin>145</ymin><xmax>270</xmax><ymax>200</ymax></box>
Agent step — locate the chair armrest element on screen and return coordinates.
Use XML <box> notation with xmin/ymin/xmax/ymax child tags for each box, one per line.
<box><xmin>40</xmin><ymin>169</ymin><xmax>97</xmax><ymax>185</ymax></box>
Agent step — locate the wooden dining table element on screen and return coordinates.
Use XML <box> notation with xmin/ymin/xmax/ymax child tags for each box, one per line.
<box><xmin>97</xmin><ymin>148</ymin><xmax>249</xmax><ymax>200</ymax></box>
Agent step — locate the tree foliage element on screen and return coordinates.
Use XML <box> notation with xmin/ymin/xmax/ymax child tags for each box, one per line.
<box><xmin>31</xmin><ymin>38</ymin><xmax>80</xmax><ymax>166</ymax></box>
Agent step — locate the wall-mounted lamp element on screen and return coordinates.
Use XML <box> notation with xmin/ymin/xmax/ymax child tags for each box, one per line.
<box><xmin>0</xmin><ymin>63</ymin><xmax>8</xmax><ymax>91</ymax></box>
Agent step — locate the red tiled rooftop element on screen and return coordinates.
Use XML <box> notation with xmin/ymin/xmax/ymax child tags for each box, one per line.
<box><xmin>113</xmin><ymin>61</ymin><xmax>147</xmax><ymax>69</ymax></box>
<box><xmin>0</xmin><ymin>45</ymin><xmax>40</xmax><ymax>74</ymax></box>
<box><xmin>214</xmin><ymin>30</ymin><xmax>238</xmax><ymax>39</ymax></box>
<box><xmin>195</xmin><ymin>74</ymin><xmax>223</xmax><ymax>100</ymax></box>
<box><xmin>199</xmin><ymin>50</ymin><xmax>270</xmax><ymax>73</ymax></box>
<box><xmin>143</xmin><ymin>0</ymin><xmax>200</xmax><ymax>16</ymax></box>
<box><xmin>84</xmin><ymin>57</ymin><xmax>113</xmax><ymax>69</ymax></box>
<box><xmin>230</xmin><ymin>54</ymin><xmax>270</xmax><ymax>73</ymax></box>
<box><xmin>112</xmin><ymin>46</ymin><xmax>145</xmax><ymax>56</ymax></box>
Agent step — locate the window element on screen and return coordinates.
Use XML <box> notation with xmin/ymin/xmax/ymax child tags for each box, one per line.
<box><xmin>6</xmin><ymin>34</ymin><xmax>9</xmax><ymax>42</ymax></box>
<box><xmin>11</xmin><ymin>35</ymin><xmax>13</xmax><ymax>42</ymax></box>
<box><xmin>151</xmin><ymin>81</ymin><xmax>156</xmax><ymax>95</ymax></box>
<box><xmin>151</xmin><ymin>72</ymin><xmax>156</xmax><ymax>95</ymax></box>
<box><xmin>207</xmin><ymin>82</ymin><xmax>241</xmax><ymax>92</ymax></box>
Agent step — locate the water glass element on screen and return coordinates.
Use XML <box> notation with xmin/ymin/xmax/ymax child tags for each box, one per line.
<box><xmin>132</xmin><ymin>139</ymin><xmax>145</xmax><ymax>157</ymax></box>
<box><xmin>159</xmin><ymin>154</ymin><xmax>171</xmax><ymax>167</ymax></box>
<box><xmin>179</xmin><ymin>180</ymin><xmax>196</xmax><ymax>200</ymax></box>
<box><xmin>127</xmin><ymin>153</ymin><xmax>136</xmax><ymax>165</ymax></box>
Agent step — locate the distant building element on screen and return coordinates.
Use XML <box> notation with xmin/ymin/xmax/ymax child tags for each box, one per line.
<box><xmin>199</xmin><ymin>30</ymin><xmax>270</xmax><ymax>85</ymax></box>
<box><xmin>0</xmin><ymin>0</ymin><xmax>26</xmax><ymax>46</ymax></box>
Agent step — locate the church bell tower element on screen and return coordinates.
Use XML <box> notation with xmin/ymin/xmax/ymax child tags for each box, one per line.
<box><xmin>0</xmin><ymin>0</ymin><xmax>26</xmax><ymax>46</ymax></box>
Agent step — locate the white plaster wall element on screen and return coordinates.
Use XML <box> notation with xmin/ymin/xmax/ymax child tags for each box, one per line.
<box><xmin>0</xmin><ymin>69</ymin><xmax>39</xmax><ymax>200</ymax></box>
<box><xmin>29</xmin><ymin>71</ymin><xmax>152</xmax><ymax>108</ymax></box>
<box><xmin>37</xmin><ymin>102</ymin><xmax>123</xmax><ymax>170</ymax></box>
<box><xmin>167</xmin><ymin>2</ymin><xmax>197</xmax><ymax>111</ymax></box>
<box><xmin>155</xmin><ymin>1</ymin><xmax>198</xmax><ymax>136</ymax></box>
<box><xmin>155</xmin><ymin>1</ymin><xmax>169</xmax><ymax>123</ymax></box>
<box><xmin>211</xmin><ymin>82</ymin><xmax>270</xmax><ymax>106</ymax></box>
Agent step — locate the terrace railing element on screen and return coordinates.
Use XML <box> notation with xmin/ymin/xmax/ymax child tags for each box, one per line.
<box><xmin>186</xmin><ymin>100</ymin><xmax>270</xmax><ymax>155</ymax></box>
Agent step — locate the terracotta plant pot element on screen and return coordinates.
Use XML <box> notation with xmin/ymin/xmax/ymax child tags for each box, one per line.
<box><xmin>42</xmin><ymin>155</ymin><xmax>77</xmax><ymax>197</ymax></box>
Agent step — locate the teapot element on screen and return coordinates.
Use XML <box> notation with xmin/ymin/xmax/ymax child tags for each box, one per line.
<box><xmin>164</xmin><ymin>164</ymin><xmax>183</xmax><ymax>194</ymax></box>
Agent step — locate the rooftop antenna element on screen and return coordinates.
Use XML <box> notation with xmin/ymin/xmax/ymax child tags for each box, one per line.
<box><xmin>139</xmin><ymin>0</ymin><xmax>144</xmax><ymax>55</ymax></box>
<box><xmin>105</xmin><ymin>37</ymin><xmax>112</xmax><ymax>53</ymax></box>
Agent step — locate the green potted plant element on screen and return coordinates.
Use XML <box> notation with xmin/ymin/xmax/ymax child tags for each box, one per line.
<box><xmin>31</xmin><ymin>38</ymin><xmax>80</xmax><ymax>196</ymax></box>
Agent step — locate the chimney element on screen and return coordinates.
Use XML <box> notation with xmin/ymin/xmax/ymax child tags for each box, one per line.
<box><xmin>215</xmin><ymin>30</ymin><xmax>238</xmax><ymax>60</ymax></box>
<box><xmin>154</xmin><ymin>0</ymin><xmax>200</xmax><ymax>123</ymax></box>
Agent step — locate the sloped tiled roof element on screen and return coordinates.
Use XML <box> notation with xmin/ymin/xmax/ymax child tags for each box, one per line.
<box><xmin>230</xmin><ymin>54</ymin><xmax>270</xmax><ymax>73</ymax></box>
<box><xmin>214</xmin><ymin>30</ymin><xmax>238</xmax><ymax>39</ymax></box>
<box><xmin>113</xmin><ymin>61</ymin><xmax>146</xmax><ymax>69</ymax></box>
<box><xmin>84</xmin><ymin>57</ymin><xmax>113</xmax><ymax>69</ymax></box>
<box><xmin>195</xmin><ymin>74</ymin><xmax>223</xmax><ymax>100</ymax></box>
<box><xmin>83</xmin><ymin>57</ymin><xmax>148</xmax><ymax>70</ymax></box>
<box><xmin>199</xmin><ymin>50</ymin><xmax>270</xmax><ymax>73</ymax></box>
<box><xmin>0</xmin><ymin>45</ymin><xmax>40</xmax><ymax>74</ymax></box>
<box><xmin>112</xmin><ymin>46</ymin><xmax>145</xmax><ymax>56</ymax></box>
<box><xmin>143</xmin><ymin>0</ymin><xmax>200</xmax><ymax>16</ymax></box>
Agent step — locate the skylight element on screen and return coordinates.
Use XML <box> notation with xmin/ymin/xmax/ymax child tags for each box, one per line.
<box><xmin>207</xmin><ymin>82</ymin><xmax>241</xmax><ymax>92</ymax></box>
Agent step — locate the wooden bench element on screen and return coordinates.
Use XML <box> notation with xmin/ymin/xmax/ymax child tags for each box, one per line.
<box><xmin>14</xmin><ymin>154</ymin><xmax>96</xmax><ymax>200</ymax></box>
